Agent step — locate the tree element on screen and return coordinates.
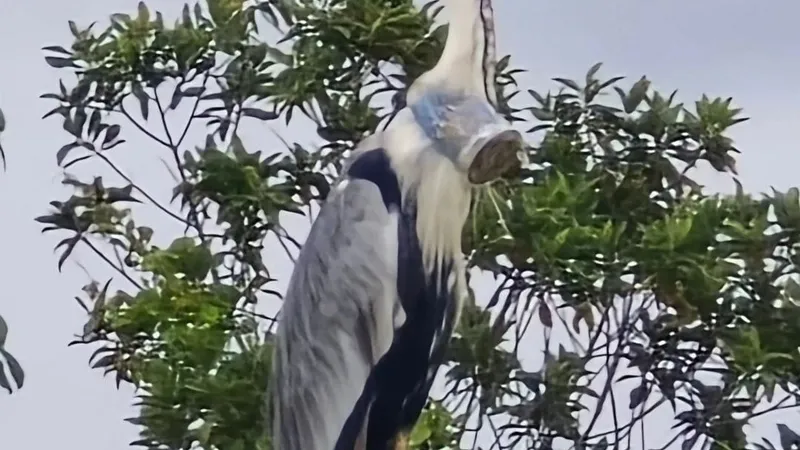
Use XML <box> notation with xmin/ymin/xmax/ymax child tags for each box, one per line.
<box><xmin>35</xmin><ymin>0</ymin><xmax>800</xmax><ymax>449</ymax></box>
<box><xmin>0</xmin><ymin>107</ymin><xmax>26</xmax><ymax>396</ymax></box>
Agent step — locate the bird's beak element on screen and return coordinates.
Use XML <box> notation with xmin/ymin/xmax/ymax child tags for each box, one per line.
<box><xmin>464</xmin><ymin>125</ymin><xmax>527</xmax><ymax>185</ymax></box>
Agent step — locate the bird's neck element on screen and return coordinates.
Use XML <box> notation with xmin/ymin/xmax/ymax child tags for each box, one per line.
<box><xmin>411</xmin><ymin>0</ymin><xmax>497</xmax><ymax>107</ymax></box>
<box><xmin>382</xmin><ymin>111</ymin><xmax>471</xmax><ymax>334</ymax></box>
<box><xmin>381</xmin><ymin>108</ymin><xmax>471</xmax><ymax>287</ymax></box>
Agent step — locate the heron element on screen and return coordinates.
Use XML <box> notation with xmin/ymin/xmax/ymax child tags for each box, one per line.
<box><xmin>270</xmin><ymin>0</ymin><xmax>526</xmax><ymax>448</ymax></box>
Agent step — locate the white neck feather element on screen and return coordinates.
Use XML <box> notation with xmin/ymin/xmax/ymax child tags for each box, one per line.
<box><xmin>382</xmin><ymin>113</ymin><xmax>471</xmax><ymax>275</ymax></box>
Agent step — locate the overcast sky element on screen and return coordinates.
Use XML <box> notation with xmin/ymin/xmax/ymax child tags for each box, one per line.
<box><xmin>1</xmin><ymin>1</ymin><xmax>800</xmax><ymax>449</ymax></box>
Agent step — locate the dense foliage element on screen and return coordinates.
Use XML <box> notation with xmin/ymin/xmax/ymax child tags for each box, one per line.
<box><xmin>32</xmin><ymin>0</ymin><xmax>800</xmax><ymax>449</ymax></box>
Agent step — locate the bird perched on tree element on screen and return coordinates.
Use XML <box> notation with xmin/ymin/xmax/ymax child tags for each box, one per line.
<box><xmin>270</xmin><ymin>0</ymin><xmax>526</xmax><ymax>449</ymax></box>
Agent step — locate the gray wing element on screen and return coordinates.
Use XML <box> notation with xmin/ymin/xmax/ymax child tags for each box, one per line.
<box><xmin>271</xmin><ymin>177</ymin><xmax>402</xmax><ymax>450</ymax></box>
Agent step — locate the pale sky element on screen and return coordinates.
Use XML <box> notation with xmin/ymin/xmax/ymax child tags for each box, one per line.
<box><xmin>1</xmin><ymin>1</ymin><xmax>800</xmax><ymax>449</ymax></box>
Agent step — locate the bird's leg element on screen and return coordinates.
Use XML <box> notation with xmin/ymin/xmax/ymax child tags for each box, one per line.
<box><xmin>392</xmin><ymin>431</ymin><xmax>410</xmax><ymax>450</ymax></box>
<box><xmin>354</xmin><ymin>422</ymin><xmax>368</xmax><ymax>450</ymax></box>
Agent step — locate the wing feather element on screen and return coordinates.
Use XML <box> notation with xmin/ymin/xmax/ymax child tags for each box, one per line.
<box><xmin>272</xmin><ymin>169</ymin><xmax>401</xmax><ymax>450</ymax></box>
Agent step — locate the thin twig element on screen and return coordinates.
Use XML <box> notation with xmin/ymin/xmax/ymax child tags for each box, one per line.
<box><xmin>154</xmin><ymin>90</ymin><xmax>175</xmax><ymax>146</ymax></box>
<box><xmin>581</xmin><ymin>295</ymin><xmax>634</xmax><ymax>441</ymax></box>
<box><xmin>90</xmin><ymin>149</ymin><xmax>189</xmax><ymax>225</ymax></box>
<box><xmin>119</xmin><ymin>104</ymin><xmax>172</xmax><ymax>149</ymax></box>
<box><xmin>274</xmin><ymin>230</ymin><xmax>297</xmax><ymax>264</ymax></box>
<box><xmin>176</xmin><ymin>74</ymin><xmax>210</xmax><ymax>149</ymax></box>
<box><xmin>82</xmin><ymin>237</ymin><xmax>143</xmax><ymax>290</ymax></box>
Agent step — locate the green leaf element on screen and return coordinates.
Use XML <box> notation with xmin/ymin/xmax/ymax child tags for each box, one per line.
<box><xmin>137</xmin><ymin>226</ymin><xmax>154</xmax><ymax>242</ymax></box>
<box><xmin>496</xmin><ymin>54</ymin><xmax>511</xmax><ymax>72</ymax></box>
<box><xmin>624</xmin><ymin>76</ymin><xmax>650</xmax><ymax>113</ymax></box>
<box><xmin>137</xmin><ymin>1</ymin><xmax>150</xmax><ymax>22</ymax></box>
<box><xmin>529</xmin><ymin>107</ymin><xmax>555</xmax><ymax>121</ymax></box>
<box><xmin>169</xmin><ymin>88</ymin><xmax>184</xmax><ymax>110</ymax></box>
<box><xmin>87</xmin><ymin>109</ymin><xmax>102</xmax><ymax>139</ymax></box>
<box><xmin>785</xmin><ymin>278</ymin><xmax>800</xmax><ymax>300</ymax></box>
<box><xmin>778</xmin><ymin>424</ymin><xmax>800</xmax><ymax>449</ymax></box>
<box><xmin>538</xmin><ymin>300</ymin><xmax>553</xmax><ymax>328</ymax></box>
<box><xmin>144</xmin><ymin>237</ymin><xmax>214</xmax><ymax>280</ymax></box>
<box><xmin>131</xmin><ymin>83</ymin><xmax>150</xmax><ymax>120</ymax></box>
<box><xmin>528</xmin><ymin>89</ymin><xmax>547</xmax><ymax>106</ymax></box>
<box><xmin>264</xmin><ymin>44</ymin><xmax>292</xmax><ymax>66</ymax></box>
<box><xmin>106</xmin><ymin>186</ymin><xmax>140</xmax><ymax>203</ymax></box>
<box><xmin>0</xmin><ymin>314</ymin><xmax>7</xmax><ymax>348</ymax></box>
<box><xmin>408</xmin><ymin>418</ymin><xmax>433</xmax><ymax>446</ymax></box>
<box><xmin>56</xmin><ymin>142</ymin><xmax>80</xmax><ymax>166</ymax></box>
<box><xmin>42</xmin><ymin>45</ymin><xmax>72</xmax><ymax>55</ymax></box>
<box><xmin>73</xmin><ymin>109</ymin><xmax>87</xmax><ymax>136</ymax></box>
<box><xmin>0</xmin><ymin>361</ymin><xmax>11</xmax><ymax>393</ymax></box>
<box><xmin>242</xmin><ymin>108</ymin><xmax>278</xmax><ymax>121</ymax></box>
<box><xmin>57</xmin><ymin>234</ymin><xmax>81</xmax><ymax>271</ymax></box>
<box><xmin>784</xmin><ymin>187</ymin><xmax>800</xmax><ymax>222</ymax></box>
<box><xmin>45</xmin><ymin>56</ymin><xmax>79</xmax><ymax>69</ymax></box>
<box><xmin>585</xmin><ymin>61</ymin><xmax>603</xmax><ymax>84</ymax></box>
<box><xmin>0</xmin><ymin>349</ymin><xmax>24</xmax><ymax>389</ymax></box>
<box><xmin>553</xmin><ymin>77</ymin><xmax>581</xmax><ymax>92</ymax></box>
<box><xmin>182</xmin><ymin>87</ymin><xmax>205</xmax><ymax>97</ymax></box>
<box><xmin>629</xmin><ymin>385</ymin><xmax>647</xmax><ymax>409</ymax></box>
<box><xmin>103</xmin><ymin>124</ymin><xmax>121</xmax><ymax>145</ymax></box>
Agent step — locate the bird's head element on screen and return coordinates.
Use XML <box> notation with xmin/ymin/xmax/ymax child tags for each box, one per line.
<box><xmin>382</xmin><ymin>0</ymin><xmax>527</xmax><ymax>188</ymax></box>
<box><xmin>461</xmin><ymin>117</ymin><xmax>527</xmax><ymax>185</ymax></box>
<box><xmin>400</xmin><ymin>89</ymin><xmax>528</xmax><ymax>186</ymax></box>
<box><xmin>398</xmin><ymin>0</ymin><xmax>526</xmax><ymax>186</ymax></box>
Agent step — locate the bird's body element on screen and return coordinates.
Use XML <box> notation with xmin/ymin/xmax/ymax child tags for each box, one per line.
<box><xmin>271</xmin><ymin>1</ymin><xmax>525</xmax><ymax>449</ymax></box>
<box><xmin>272</xmin><ymin>106</ymin><xmax>472</xmax><ymax>450</ymax></box>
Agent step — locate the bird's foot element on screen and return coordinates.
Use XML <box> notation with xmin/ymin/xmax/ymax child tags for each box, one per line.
<box><xmin>393</xmin><ymin>431</ymin><xmax>410</xmax><ymax>450</ymax></box>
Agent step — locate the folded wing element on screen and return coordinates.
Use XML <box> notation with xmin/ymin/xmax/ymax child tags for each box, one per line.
<box><xmin>271</xmin><ymin>147</ymin><xmax>404</xmax><ymax>450</ymax></box>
